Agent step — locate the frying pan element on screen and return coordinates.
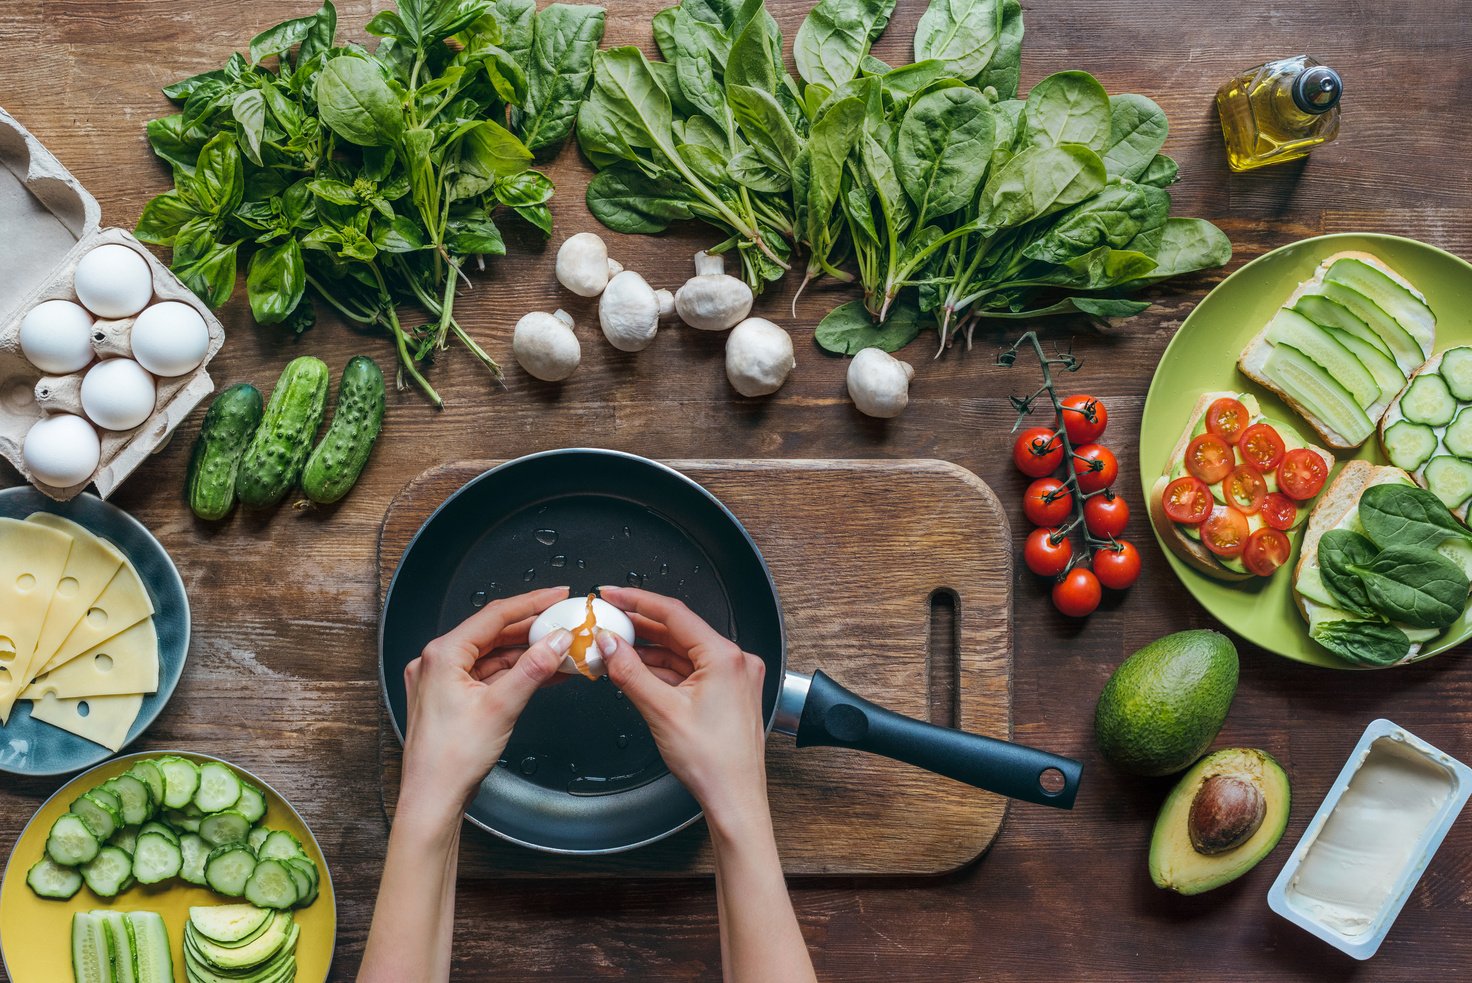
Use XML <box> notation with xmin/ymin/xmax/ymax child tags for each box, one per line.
<box><xmin>379</xmin><ymin>450</ymin><xmax>1082</xmax><ymax>854</ymax></box>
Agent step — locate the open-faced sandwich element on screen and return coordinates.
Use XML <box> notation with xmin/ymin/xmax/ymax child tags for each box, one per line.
<box><xmin>1294</xmin><ymin>460</ymin><xmax>1472</xmax><ymax>666</ymax></box>
<box><xmin>1238</xmin><ymin>251</ymin><xmax>1437</xmax><ymax>449</ymax></box>
<box><xmin>1379</xmin><ymin>344</ymin><xmax>1472</xmax><ymax>520</ymax></box>
<box><xmin>1149</xmin><ymin>392</ymin><xmax>1334</xmax><ymax>581</ymax></box>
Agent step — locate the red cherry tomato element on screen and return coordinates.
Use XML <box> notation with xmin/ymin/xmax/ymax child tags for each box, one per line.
<box><xmin>1201</xmin><ymin>506</ymin><xmax>1250</xmax><ymax>559</ymax></box>
<box><xmin>1261</xmin><ymin>492</ymin><xmax>1299</xmax><ymax>531</ymax></box>
<box><xmin>1052</xmin><ymin>568</ymin><xmax>1102</xmax><ymax>618</ymax></box>
<box><xmin>1013</xmin><ymin>427</ymin><xmax>1064</xmax><ymax>478</ymax></box>
<box><xmin>1023</xmin><ymin>478</ymin><xmax>1073</xmax><ymax>527</ymax></box>
<box><xmin>1242</xmin><ymin>528</ymin><xmax>1292</xmax><ymax>577</ymax></box>
<box><xmin>1279</xmin><ymin>448</ymin><xmax>1329</xmax><ymax>500</ymax></box>
<box><xmin>1093</xmin><ymin>541</ymin><xmax>1142</xmax><ymax>590</ymax></box>
<box><xmin>1060</xmin><ymin>394</ymin><xmax>1108</xmax><ymax>444</ymax></box>
<box><xmin>1223</xmin><ymin>465</ymin><xmax>1268</xmax><ymax>514</ymax></box>
<box><xmin>1239</xmin><ymin>423</ymin><xmax>1287</xmax><ymax>473</ymax></box>
<box><xmin>1205</xmin><ymin>397</ymin><xmax>1251</xmax><ymax>444</ymax></box>
<box><xmin>1073</xmin><ymin>443</ymin><xmax>1119</xmax><ymax>493</ymax></box>
<box><xmin>1083</xmin><ymin>491</ymin><xmax>1130</xmax><ymax>539</ymax></box>
<box><xmin>1162</xmin><ymin>476</ymin><xmax>1213</xmax><ymax>525</ymax></box>
<box><xmin>1185</xmin><ymin>433</ymin><xmax>1234</xmax><ymax>484</ymax></box>
<box><xmin>1024</xmin><ymin>527</ymin><xmax>1073</xmax><ymax>577</ymax></box>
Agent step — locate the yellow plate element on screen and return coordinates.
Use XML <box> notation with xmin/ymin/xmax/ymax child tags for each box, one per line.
<box><xmin>0</xmin><ymin>751</ymin><xmax>336</xmax><ymax>982</ymax></box>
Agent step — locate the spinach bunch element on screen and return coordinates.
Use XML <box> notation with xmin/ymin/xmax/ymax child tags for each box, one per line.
<box><xmin>1312</xmin><ymin>483</ymin><xmax>1472</xmax><ymax>666</ymax></box>
<box><xmin>136</xmin><ymin>0</ymin><xmax>606</xmax><ymax>407</ymax></box>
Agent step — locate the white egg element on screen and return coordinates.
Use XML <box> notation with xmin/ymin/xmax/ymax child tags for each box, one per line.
<box><xmin>528</xmin><ymin>595</ymin><xmax>636</xmax><ymax>678</ymax></box>
<box><xmin>23</xmin><ymin>414</ymin><xmax>101</xmax><ymax>488</ymax></box>
<box><xmin>80</xmin><ymin>359</ymin><xmax>157</xmax><ymax>431</ymax></box>
<box><xmin>73</xmin><ymin>244</ymin><xmax>154</xmax><ymax>319</ymax></box>
<box><xmin>129</xmin><ymin>301</ymin><xmax>210</xmax><ymax>376</ymax></box>
<box><xmin>18</xmin><ymin>300</ymin><xmax>95</xmax><ymax>374</ymax></box>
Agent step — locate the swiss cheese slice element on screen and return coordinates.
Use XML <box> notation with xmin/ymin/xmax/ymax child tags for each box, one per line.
<box><xmin>21</xmin><ymin>618</ymin><xmax>159</xmax><ymax>699</ymax></box>
<box><xmin>27</xmin><ymin>691</ymin><xmax>142</xmax><ymax>752</ymax></box>
<box><xmin>37</xmin><ymin>554</ymin><xmax>154</xmax><ymax>677</ymax></box>
<box><xmin>0</xmin><ymin>518</ymin><xmax>75</xmax><ymax>724</ymax></box>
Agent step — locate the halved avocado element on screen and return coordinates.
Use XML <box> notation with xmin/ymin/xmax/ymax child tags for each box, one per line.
<box><xmin>1148</xmin><ymin>748</ymin><xmax>1290</xmax><ymax>895</ymax></box>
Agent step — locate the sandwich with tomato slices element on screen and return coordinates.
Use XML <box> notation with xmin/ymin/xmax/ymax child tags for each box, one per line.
<box><xmin>1148</xmin><ymin>392</ymin><xmax>1335</xmax><ymax>580</ymax></box>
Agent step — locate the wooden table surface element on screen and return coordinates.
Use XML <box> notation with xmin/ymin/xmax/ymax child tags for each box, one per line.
<box><xmin>3</xmin><ymin>1</ymin><xmax>1471</xmax><ymax>979</ymax></box>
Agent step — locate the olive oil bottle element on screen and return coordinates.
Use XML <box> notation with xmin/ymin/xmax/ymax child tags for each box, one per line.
<box><xmin>1216</xmin><ymin>56</ymin><xmax>1342</xmax><ymax>171</ymax></box>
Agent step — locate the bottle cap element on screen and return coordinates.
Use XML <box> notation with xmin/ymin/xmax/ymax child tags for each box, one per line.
<box><xmin>1293</xmin><ymin>66</ymin><xmax>1342</xmax><ymax>114</ymax></box>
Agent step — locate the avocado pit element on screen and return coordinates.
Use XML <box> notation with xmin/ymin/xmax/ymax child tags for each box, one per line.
<box><xmin>1188</xmin><ymin>774</ymin><xmax>1266</xmax><ymax>854</ymax></box>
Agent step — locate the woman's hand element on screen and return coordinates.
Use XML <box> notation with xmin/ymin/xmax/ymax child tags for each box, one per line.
<box><xmin>595</xmin><ymin>587</ymin><xmax>769</xmax><ymax>830</ymax></box>
<box><xmin>400</xmin><ymin>586</ymin><xmax>572</xmax><ymax>816</ymax></box>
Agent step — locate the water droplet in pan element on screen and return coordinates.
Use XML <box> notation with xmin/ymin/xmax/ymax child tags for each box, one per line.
<box><xmin>535</xmin><ymin>529</ymin><xmax>558</xmax><ymax>546</ymax></box>
<box><xmin>626</xmin><ymin>571</ymin><xmax>644</xmax><ymax>586</ymax></box>
<box><xmin>616</xmin><ymin>734</ymin><xmax>630</xmax><ymax>748</ymax></box>
<box><xmin>659</xmin><ymin>563</ymin><xmax>669</xmax><ymax>576</ymax></box>
<box><xmin>576</xmin><ymin>559</ymin><xmax>586</xmax><ymax>569</ymax></box>
<box><xmin>551</xmin><ymin>555</ymin><xmax>567</xmax><ymax>568</ymax></box>
<box><xmin>520</xmin><ymin>757</ymin><xmax>538</xmax><ymax>776</ymax></box>
<box><xmin>470</xmin><ymin>591</ymin><xmax>488</xmax><ymax>608</ymax></box>
<box><xmin>522</xmin><ymin>568</ymin><xmax>536</xmax><ymax>582</ymax></box>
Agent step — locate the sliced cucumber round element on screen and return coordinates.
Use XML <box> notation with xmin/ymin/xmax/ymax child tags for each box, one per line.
<box><xmin>26</xmin><ymin>856</ymin><xmax>83</xmax><ymax>899</ymax></box>
<box><xmin>243</xmin><ymin>858</ymin><xmax>300</xmax><ymax>910</ymax></box>
<box><xmin>1383</xmin><ymin>420</ymin><xmax>1440</xmax><ymax>473</ymax></box>
<box><xmin>1446</xmin><ymin>407</ymin><xmax>1472</xmax><ymax>460</ymax></box>
<box><xmin>204</xmin><ymin>843</ymin><xmax>257</xmax><ymax>897</ymax></box>
<box><xmin>1423</xmin><ymin>456</ymin><xmax>1472</xmax><ymax>510</ymax></box>
<box><xmin>194</xmin><ymin>761</ymin><xmax>243</xmax><ymax>814</ymax></box>
<box><xmin>133</xmin><ymin>830</ymin><xmax>184</xmax><ymax>884</ymax></box>
<box><xmin>1440</xmin><ymin>347</ymin><xmax>1472</xmax><ymax>401</ymax></box>
<box><xmin>158</xmin><ymin>756</ymin><xmax>201</xmax><ymax>810</ymax></box>
<box><xmin>200</xmin><ymin>810</ymin><xmax>253</xmax><ymax>848</ymax></box>
<box><xmin>1401</xmin><ymin>373</ymin><xmax>1457</xmax><ymax>426</ymax></box>
<box><xmin>81</xmin><ymin>845</ymin><xmax>134</xmax><ymax>898</ymax></box>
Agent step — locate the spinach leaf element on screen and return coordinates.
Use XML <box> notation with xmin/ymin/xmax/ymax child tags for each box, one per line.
<box><xmin>1139</xmin><ymin>153</ymin><xmax>1179</xmax><ymax>187</ymax></box>
<box><xmin>1101</xmin><ymin>94</ymin><xmax>1169</xmax><ymax>182</ymax></box>
<box><xmin>1129</xmin><ymin>218</ymin><xmax>1232</xmax><ymax>283</ymax></box>
<box><xmin>980</xmin><ymin>143</ymin><xmax>1107</xmax><ymax>228</ymax></box>
<box><xmin>913</xmin><ymin>0</ymin><xmax>1004</xmax><ymax>81</ymax></box>
<box><xmin>1024</xmin><ymin>71</ymin><xmax>1111</xmax><ymax>153</ymax></box>
<box><xmin>1359</xmin><ymin>483</ymin><xmax>1472</xmax><ymax>551</ymax></box>
<box><xmin>897</xmin><ymin>86</ymin><xmax>994</xmax><ymax>224</ymax></box>
<box><xmin>794</xmin><ymin>0</ymin><xmax>898</xmax><ymax>92</ymax></box>
<box><xmin>517</xmin><ymin>4</ymin><xmax>607</xmax><ymax>155</ymax></box>
<box><xmin>971</xmin><ymin>0</ymin><xmax>1022</xmax><ymax>98</ymax></box>
<box><xmin>1021</xmin><ymin>182</ymin><xmax>1158</xmax><ymax>264</ymax></box>
<box><xmin>316</xmin><ymin>56</ymin><xmax>405</xmax><ymax>146</ymax></box>
<box><xmin>816</xmin><ymin>298</ymin><xmax>923</xmax><ymax>355</ymax></box>
<box><xmin>1310</xmin><ymin>620</ymin><xmax>1412</xmax><ymax>667</ymax></box>
<box><xmin>1349</xmin><ymin>546</ymin><xmax>1470</xmax><ymax>630</ymax></box>
<box><xmin>585</xmin><ymin>166</ymin><xmax>696</xmax><ymax>233</ymax></box>
<box><xmin>1318</xmin><ymin>529</ymin><xmax>1381</xmax><ymax>617</ymax></box>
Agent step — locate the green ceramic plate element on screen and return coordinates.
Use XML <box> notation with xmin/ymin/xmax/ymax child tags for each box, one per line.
<box><xmin>1140</xmin><ymin>233</ymin><xmax>1472</xmax><ymax>668</ymax></box>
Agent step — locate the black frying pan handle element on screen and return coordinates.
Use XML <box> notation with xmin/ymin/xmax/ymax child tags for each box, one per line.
<box><xmin>794</xmin><ymin>670</ymin><xmax>1082</xmax><ymax>809</ymax></box>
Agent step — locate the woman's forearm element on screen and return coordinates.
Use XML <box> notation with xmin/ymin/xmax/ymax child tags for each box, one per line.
<box><xmin>360</xmin><ymin>795</ymin><xmax>464</xmax><ymax>983</ymax></box>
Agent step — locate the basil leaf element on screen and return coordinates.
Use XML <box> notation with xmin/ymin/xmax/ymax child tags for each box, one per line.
<box><xmin>249</xmin><ymin>2</ymin><xmax>336</xmax><ymax>66</ymax></box>
<box><xmin>1318</xmin><ymin>530</ymin><xmax>1380</xmax><ymax>618</ymax></box>
<box><xmin>494</xmin><ymin>170</ymin><xmax>554</xmax><ymax>207</ymax></box>
<box><xmin>1350</xmin><ymin>546</ymin><xmax>1470</xmax><ymax>630</ymax></box>
<box><xmin>1359</xmin><ymin>483</ymin><xmax>1472</xmax><ymax>551</ymax></box>
<box><xmin>146</xmin><ymin>114</ymin><xmax>208</xmax><ymax>174</ymax></box>
<box><xmin>174</xmin><ymin>239</ymin><xmax>240</xmax><ymax>308</ymax></box>
<box><xmin>816</xmin><ymin>298</ymin><xmax>922</xmax><ymax>355</ymax></box>
<box><xmin>246</xmin><ymin>240</ymin><xmax>306</xmax><ymax>324</ymax></box>
<box><xmin>231</xmin><ymin>89</ymin><xmax>268</xmax><ymax>165</ymax></box>
<box><xmin>135</xmin><ymin>192</ymin><xmax>203</xmax><ymax>246</ymax></box>
<box><xmin>446</xmin><ymin>214</ymin><xmax>506</xmax><ymax>254</ymax></box>
<box><xmin>316</xmin><ymin>56</ymin><xmax>405</xmax><ymax>147</ymax></box>
<box><xmin>162</xmin><ymin>70</ymin><xmax>227</xmax><ymax>106</ymax></box>
<box><xmin>512</xmin><ymin>203</ymin><xmax>552</xmax><ymax>235</ymax></box>
<box><xmin>373</xmin><ymin>215</ymin><xmax>428</xmax><ymax>253</ymax></box>
<box><xmin>1310</xmin><ymin>620</ymin><xmax>1412</xmax><ymax>667</ymax></box>
<box><xmin>184</xmin><ymin>132</ymin><xmax>244</xmax><ymax>215</ymax></box>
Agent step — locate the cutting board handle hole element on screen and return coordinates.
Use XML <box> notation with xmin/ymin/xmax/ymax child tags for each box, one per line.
<box><xmin>927</xmin><ymin>589</ymin><xmax>959</xmax><ymax>730</ymax></box>
<box><xmin>1039</xmin><ymin>768</ymin><xmax>1067</xmax><ymax>795</ymax></box>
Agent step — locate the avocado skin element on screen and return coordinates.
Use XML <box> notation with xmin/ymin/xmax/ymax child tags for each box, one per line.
<box><xmin>1094</xmin><ymin>630</ymin><xmax>1239</xmax><ymax>777</ymax></box>
<box><xmin>1149</xmin><ymin>748</ymin><xmax>1291</xmax><ymax>895</ymax></box>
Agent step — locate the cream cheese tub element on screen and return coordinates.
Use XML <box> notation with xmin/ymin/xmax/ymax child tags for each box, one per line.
<box><xmin>1268</xmin><ymin>719</ymin><xmax>1472</xmax><ymax>959</ymax></box>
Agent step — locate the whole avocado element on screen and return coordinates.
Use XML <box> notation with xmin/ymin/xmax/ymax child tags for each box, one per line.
<box><xmin>1094</xmin><ymin>629</ymin><xmax>1238</xmax><ymax>777</ymax></box>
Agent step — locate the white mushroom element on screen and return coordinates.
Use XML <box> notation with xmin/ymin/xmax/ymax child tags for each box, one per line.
<box><xmin>556</xmin><ymin>232</ymin><xmax>623</xmax><ymax>298</ymax></box>
<box><xmin>847</xmin><ymin>348</ymin><xmax>915</xmax><ymax>418</ymax></box>
<box><xmin>675</xmin><ymin>251</ymin><xmax>754</xmax><ymax>331</ymax></box>
<box><xmin>725</xmin><ymin>318</ymin><xmax>795</xmax><ymax>397</ymax></box>
<box><xmin>599</xmin><ymin>271</ymin><xmax>666</xmax><ymax>352</ymax></box>
<box><xmin>513</xmin><ymin>310</ymin><xmax>581</xmax><ymax>381</ymax></box>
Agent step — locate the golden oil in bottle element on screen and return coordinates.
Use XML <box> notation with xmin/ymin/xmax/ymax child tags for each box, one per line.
<box><xmin>1216</xmin><ymin>56</ymin><xmax>1342</xmax><ymax>171</ymax></box>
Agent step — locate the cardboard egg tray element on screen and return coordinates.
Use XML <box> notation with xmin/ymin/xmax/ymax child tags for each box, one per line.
<box><xmin>0</xmin><ymin>106</ymin><xmax>225</xmax><ymax>501</ymax></box>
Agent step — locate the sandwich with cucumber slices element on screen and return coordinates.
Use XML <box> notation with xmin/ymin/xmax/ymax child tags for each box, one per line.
<box><xmin>1379</xmin><ymin>345</ymin><xmax>1472</xmax><ymax>520</ymax></box>
<box><xmin>1239</xmin><ymin>252</ymin><xmax>1437</xmax><ymax>449</ymax></box>
<box><xmin>1150</xmin><ymin>392</ymin><xmax>1334</xmax><ymax>581</ymax></box>
<box><xmin>1294</xmin><ymin>460</ymin><xmax>1472</xmax><ymax>666</ymax></box>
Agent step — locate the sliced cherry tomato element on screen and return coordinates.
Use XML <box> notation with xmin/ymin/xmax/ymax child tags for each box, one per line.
<box><xmin>1279</xmin><ymin>448</ymin><xmax>1329</xmax><ymax>501</ymax></box>
<box><xmin>1023</xmin><ymin>478</ymin><xmax>1073</xmax><ymax>527</ymax></box>
<box><xmin>1185</xmin><ymin>433</ymin><xmax>1234</xmax><ymax>485</ymax></box>
<box><xmin>1060</xmin><ymin>394</ymin><xmax>1108</xmax><ymax>444</ymax></box>
<box><xmin>1163</xmin><ymin>476</ymin><xmax>1213</xmax><ymax>525</ymax></box>
<box><xmin>1013</xmin><ymin>427</ymin><xmax>1064</xmax><ymax>478</ymax></box>
<box><xmin>1084</xmin><ymin>491</ymin><xmax>1130</xmax><ymax>538</ymax></box>
<box><xmin>1052</xmin><ymin>568</ymin><xmax>1102</xmax><ymax>618</ymax></box>
<box><xmin>1093</xmin><ymin>541</ymin><xmax>1142</xmax><ymax>590</ymax></box>
<box><xmin>1201</xmin><ymin>506</ymin><xmax>1250</xmax><ymax>559</ymax></box>
<box><xmin>1073</xmin><ymin>443</ymin><xmax>1119</xmax><ymax>493</ymax></box>
<box><xmin>1239</xmin><ymin>423</ymin><xmax>1287</xmax><ymax>473</ymax></box>
<box><xmin>1223</xmin><ymin>465</ymin><xmax>1268</xmax><ymax>514</ymax></box>
<box><xmin>1205</xmin><ymin>397</ymin><xmax>1250</xmax><ymax>444</ymax></box>
<box><xmin>1243</xmin><ymin>528</ymin><xmax>1292</xmax><ymax>577</ymax></box>
<box><xmin>1024</xmin><ymin>527</ymin><xmax>1073</xmax><ymax>577</ymax></box>
<box><xmin>1261</xmin><ymin>492</ymin><xmax>1298</xmax><ymax>531</ymax></box>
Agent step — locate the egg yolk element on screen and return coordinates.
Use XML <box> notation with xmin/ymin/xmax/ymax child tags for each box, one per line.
<box><xmin>567</xmin><ymin>593</ymin><xmax>599</xmax><ymax>678</ymax></box>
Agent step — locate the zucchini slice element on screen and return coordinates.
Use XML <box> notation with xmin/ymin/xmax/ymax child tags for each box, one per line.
<box><xmin>27</xmin><ymin>856</ymin><xmax>83</xmax><ymax>899</ymax></box>
<box><xmin>1442</xmin><ymin>347</ymin><xmax>1472</xmax><ymax>401</ymax></box>
<box><xmin>1400</xmin><ymin>373</ymin><xmax>1457</xmax><ymax>426</ymax></box>
<box><xmin>1383</xmin><ymin>420</ymin><xmax>1440</xmax><ymax>472</ymax></box>
<box><xmin>81</xmin><ymin>845</ymin><xmax>134</xmax><ymax>898</ymax></box>
<box><xmin>46</xmin><ymin>813</ymin><xmax>100</xmax><ymax>867</ymax></box>
<box><xmin>1423</xmin><ymin>456</ymin><xmax>1472</xmax><ymax>510</ymax></box>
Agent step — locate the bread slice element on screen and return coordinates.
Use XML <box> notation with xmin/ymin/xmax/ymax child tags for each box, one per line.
<box><xmin>1238</xmin><ymin>250</ymin><xmax>1431</xmax><ymax>450</ymax></box>
<box><xmin>1146</xmin><ymin>391</ymin><xmax>1335</xmax><ymax>582</ymax></box>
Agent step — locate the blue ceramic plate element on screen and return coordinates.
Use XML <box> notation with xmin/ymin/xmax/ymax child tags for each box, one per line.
<box><xmin>0</xmin><ymin>489</ymin><xmax>189</xmax><ymax>775</ymax></box>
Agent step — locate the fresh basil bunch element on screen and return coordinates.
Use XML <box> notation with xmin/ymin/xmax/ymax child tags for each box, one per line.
<box><xmin>136</xmin><ymin>0</ymin><xmax>606</xmax><ymax>407</ymax></box>
<box><xmin>576</xmin><ymin>0</ymin><xmax>1230</xmax><ymax>353</ymax></box>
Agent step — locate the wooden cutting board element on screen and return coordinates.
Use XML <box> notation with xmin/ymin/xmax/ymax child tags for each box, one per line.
<box><xmin>377</xmin><ymin>458</ymin><xmax>1013</xmax><ymax>877</ymax></box>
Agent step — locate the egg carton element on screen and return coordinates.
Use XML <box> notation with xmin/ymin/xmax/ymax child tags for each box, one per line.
<box><xmin>0</xmin><ymin>106</ymin><xmax>225</xmax><ymax>501</ymax></box>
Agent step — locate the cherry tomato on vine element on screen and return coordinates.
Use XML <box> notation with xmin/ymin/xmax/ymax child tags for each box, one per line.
<box><xmin>1013</xmin><ymin>427</ymin><xmax>1064</xmax><ymax>478</ymax></box>
<box><xmin>1261</xmin><ymin>492</ymin><xmax>1298</xmax><ymax>531</ymax></box>
<box><xmin>1024</xmin><ymin>527</ymin><xmax>1073</xmax><ymax>577</ymax></box>
<box><xmin>1162</xmin><ymin>476</ymin><xmax>1213</xmax><ymax>525</ymax></box>
<box><xmin>1059</xmin><ymin>394</ymin><xmax>1108</xmax><ymax>444</ymax></box>
<box><xmin>1072</xmin><ymin>443</ymin><xmax>1118</xmax><ymax>493</ymax></box>
<box><xmin>1052</xmin><ymin>568</ymin><xmax>1102</xmax><ymax>618</ymax></box>
<box><xmin>1083</xmin><ymin>491</ymin><xmax>1130</xmax><ymax>539</ymax></box>
<box><xmin>1024</xmin><ymin>478</ymin><xmax>1073</xmax><ymax>527</ymax></box>
<box><xmin>1239</xmin><ymin>423</ymin><xmax>1286</xmax><ymax>473</ymax></box>
<box><xmin>1242</xmin><ymin>528</ymin><xmax>1292</xmax><ymax>577</ymax></box>
<box><xmin>1205</xmin><ymin>397</ymin><xmax>1250</xmax><ymax>444</ymax></box>
<box><xmin>1093</xmin><ymin>541</ymin><xmax>1142</xmax><ymax>590</ymax></box>
<box><xmin>1201</xmin><ymin>506</ymin><xmax>1250</xmax><ymax>559</ymax></box>
<box><xmin>1279</xmin><ymin>448</ymin><xmax>1329</xmax><ymax>500</ymax></box>
<box><xmin>1223</xmin><ymin>465</ymin><xmax>1268</xmax><ymax>514</ymax></box>
<box><xmin>1185</xmin><ymin>433</ymin><xmax>1234</xmax><ymax>484</ymax></box>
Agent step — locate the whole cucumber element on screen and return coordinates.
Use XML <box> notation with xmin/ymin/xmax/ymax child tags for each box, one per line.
<box><xmin>235</xmin><ymin>356</ymin><xmax>330</xmax><ymax>508</ymax></box>
<box><xmin>301</xmin><ymin>355</ymin><xmax>386</xmax><ymax>504</ymax></box>
<box><xmin>186</xmin><ymin>384</ymin><xmax>264</xmax><ymax>521</ymax></box>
